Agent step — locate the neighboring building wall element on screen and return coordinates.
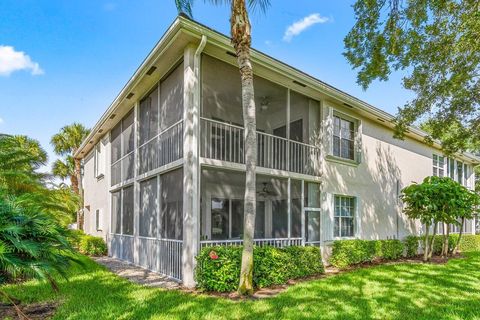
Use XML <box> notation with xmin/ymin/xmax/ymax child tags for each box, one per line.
<box><xmin>83</xmin><ymin>136</ymin><xmax>110</xmax><ymax>240</ymax></box>
<box><xmin>320</xmin><ymin>101</ymin><xmax>476</xmax><ymax>245</ymax></box>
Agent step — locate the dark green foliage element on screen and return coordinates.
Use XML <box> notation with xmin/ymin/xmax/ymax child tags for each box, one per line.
<box><xmin>345</xmin><ymin>0</ymin><xmax>480</xmax><ymax>152</ymax></box>
<box><xmin>404</xmin><ymin>236</ymin><xmax>420</xmax><ymax>258</ymax></box>
<box><xmin>195</xmin><ymin>245</ymin><xmax>324</xmax><ymax>292</ymax></box>
<box><xmin>78</xmin><ymin>235</ymin><xmax>107</xmax><ymax>256</ymax></box>
<box><xmin>329</xmin><ymin>240</ymin><xmax>377</xmax><ymax>269</ymax></box>
<box><xmin>0</xmin><ymin>196</ymin><xmax>78</xmax><ymax>288</ymax></box>
<box><xmin>375</xmin><ymin>240</ymin><xmax>404</xmax><ymax>260</ymax></box>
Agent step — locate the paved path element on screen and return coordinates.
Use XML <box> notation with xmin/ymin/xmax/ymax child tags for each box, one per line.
<box><xmin>93</xmin><ymin>256</ymin><xmax>181</xmax><ymax>289</ymax></box>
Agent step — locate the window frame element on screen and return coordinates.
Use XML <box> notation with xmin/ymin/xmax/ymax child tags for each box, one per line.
<box><xmin>95</xmin><ymin>209</ymin><xmax>102</xmax><ymax>231</ymax></box>
<box><xmin>432</xmin><ymin>154</ymin><xmax>445</xmax><ymax>177</ymax></box>
<box><xmin>333</xmin><ymin>195</ymin><xmax>356</xmax><ymax>239</ymax></box>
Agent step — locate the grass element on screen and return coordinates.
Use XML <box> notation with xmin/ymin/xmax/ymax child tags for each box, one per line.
<box><xmin>3</xmin><ymin>253</ymin><xmax>480</xmax><ymax>320</ymax></box>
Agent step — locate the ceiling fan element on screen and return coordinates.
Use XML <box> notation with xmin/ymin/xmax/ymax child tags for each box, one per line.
<box><xmin>257</xmin><ymin>182</ymin><xmax>277</xmax><ymax>197</ymax></box>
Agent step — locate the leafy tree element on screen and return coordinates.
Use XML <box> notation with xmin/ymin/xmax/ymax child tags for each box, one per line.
<box><xmin>401</xmin><ymin>176</ymin><xmax>479</xmax><ymax>261</ymax></box>
<box><xmin>51</xmin><ymin>123</ymin><xmax>90</xmax><ymax>229</ymax></box>
<box><xmin>344</xmin><ymin>0</ymin><xmax>480</xmax><ymax>153</ymax></box>
<box><xmin>175</xmin><ymin>0</ymin><xmax>270</xmax><ymax>295</ymax></box>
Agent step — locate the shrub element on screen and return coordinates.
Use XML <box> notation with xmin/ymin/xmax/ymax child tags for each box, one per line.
<box><xmin>375</xmin><ymin>240</ymin><xmax>404</xmax><ymax>260</ymax></box>
<box><xmin>79</xmin><ymin>235</ymin><xmax>107</xmax><ymax>256</ymax></box>
<box><xmin>67</xmin><ymin>229</ymin><xmax>85</xmax><ymax>249</ymax></box>
<box><xmin>458</xmin><ymin>235</ymin><xmax>480</xmax><ymax>252</ymax></box>
<box><xmin>195</xmin><ymin>245</ymin><xmax>324</xmax><ymax>292</ymax></box>
<box><xmin>404</xmin><ymin>236</ymin><xmax>419</xmax><ymax>258</ymax></box>
<box><xmin>329</xmin><ymin>240</ymin><xmax>376</xmax><ymax>269</ymax></box>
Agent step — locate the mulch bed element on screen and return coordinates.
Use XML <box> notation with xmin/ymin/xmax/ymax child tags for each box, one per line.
<box><xmin>182</xmin><ymin>254</ymin><xmax>464</xmax><ymax>301</ymax></box>
<box><xmin>0</xmin><ymin>301</ymin><xmax>58</xmax><ymax>320</ymax></box>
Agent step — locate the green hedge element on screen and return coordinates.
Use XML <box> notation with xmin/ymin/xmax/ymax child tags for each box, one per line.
<box><xmin>195</xmin><ymin>245</ymin><xmax>324</xmax><ymax>292</ymax></box>
<box><xmin>79</xmin><ymin>235</ymin><xmax>107</xmax><ymax>256</ymax></box>
<box><xmin>404</xmin><ymin>235</ymin><xmax>419</xmax><ymax>258</ymax></box>
<box><xmin>420</xmin><ymin>234</ymin><xmax>480</xmax><ymax>254</ymax></box>
<box><xmin>67</xmin><ymin>230</ymin><xmax>107</xmax><ymax>256</ymax></box>
<box><xmin>375</xmin><ymin>240</ymin><xmax>404</xmax><ymax>260</ymax></box>
<box><xmin>330</xmin><ymin>239</ymin><xmax>405</xmax><ymax>268</ymax></box>
<box><xmin>329</xmin><ymin>240</ymin><xmax>377</xmax><ymax>269</ymax></box>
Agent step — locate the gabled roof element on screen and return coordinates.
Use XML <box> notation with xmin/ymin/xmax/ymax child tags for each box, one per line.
<box><xmin>76</xmin><ymin>15</ymin><xmax>480</xmax><ymax>164</ymax></box>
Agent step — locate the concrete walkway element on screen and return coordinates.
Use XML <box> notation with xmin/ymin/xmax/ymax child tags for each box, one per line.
<box><xmin>93</xmin><ymin>256</ymin><xmax>181</xmax><ymax>289</ymax></box>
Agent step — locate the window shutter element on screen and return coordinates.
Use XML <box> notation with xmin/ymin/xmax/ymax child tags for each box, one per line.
<box><xmin>355</xmin><ymin>119</ymin><xmax>363</xmax><ymax>164</ymax></box>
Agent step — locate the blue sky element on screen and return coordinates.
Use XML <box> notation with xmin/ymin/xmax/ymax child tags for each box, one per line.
<box><xmin>0</xmin><ymin>0</ymin><xmax>412</xmax><ymax>171</ymax></box>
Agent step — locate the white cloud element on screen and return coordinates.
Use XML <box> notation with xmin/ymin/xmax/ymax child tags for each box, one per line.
<box><xmin>0</xmin><ymin>45</ymin><xmax>44</xmax><ymax>76</ymax></box>
<box><xmin>0</xmin><ymin>117</ymin><xmax>3</xmax><ymax>124</ymax></box>
<box><xmin>283</xmin><ymin>13</ymin><xmax>330</xmax><ymax>42</ymax></box>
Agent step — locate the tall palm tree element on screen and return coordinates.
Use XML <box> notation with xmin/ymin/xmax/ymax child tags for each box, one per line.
<box><xmin>175</xmin><ymin>0</ymin><xmax>270</xmax><ymax>295</ymax></box>
<box><xmin>51</xmin><ymin>123</ymin><xmax>90</xmax><ymax>229</ymax></box>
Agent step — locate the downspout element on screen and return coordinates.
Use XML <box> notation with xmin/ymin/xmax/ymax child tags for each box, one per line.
<box><xmin>194</xmin><ymin>35</ymin><xmax>206</xmax><ymax>250</ymax></box>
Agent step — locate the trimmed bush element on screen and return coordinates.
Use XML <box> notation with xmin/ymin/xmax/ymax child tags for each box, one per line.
<box><xmin>79</xmin><ymin>235</ymin><xmax>107</xmax><ymax>256</ymax></box>
<box><xmin>376</xmin><ymin>240</ymin><xmax>404</xmax><ymax>260</ymax></box>
<box><xmin>404</xmin><ymin>236</ymin><xmax>419</xmax><ymax>258</ymax></box>
<box><xmin>458</xmin><ymin>234</ymin><xmax>480</xmax><ymax>252</ymax></box>
<box><xmin>195</xmin><ymin>245</ymin><xmax>324</xmax><ymax>292</ymax></box>
<box><xmin>329</xmin><ymin>240</ymin><xmax>377</xmax><ymax>269</ymax></box>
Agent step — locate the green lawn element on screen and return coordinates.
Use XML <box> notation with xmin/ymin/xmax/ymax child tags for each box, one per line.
<box><xmin>4</xmin><ymin>253</ymin><xmax>480</xmax><ymax>320</ymax></box>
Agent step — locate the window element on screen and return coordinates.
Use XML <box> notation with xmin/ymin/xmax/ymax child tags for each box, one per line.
<box><xmin>334</xmin><ymin>196</ymin><xmax>355</xmax><ymax>238</ymax></box>
<box><xmin>139</xmin><ymin>177</ymin><xmax>158</xmax><ymax>237</ymax></box>
<box><xmin>333</xmin><ymin>115</ymin><xmax>355</xmax><ymax>160</ymax></box>
<box><xmin>448</xmin><ymin>157</ymin><xmax>455</xmax><ymax>179</ymax></box>
<box><xmin>94</xmin><ymin>140</ymin><xmax>106</xmax><ymax>178</ymax></box>
<box><xmin>95</xmin><ymin>209</ymin><xmax>102</xmax><ymax>231</ymax></box>
<box><xmin>433</xmin><ymin>154</ymin><xmax>445</xmax><ymax>177</ymax></box>
<box><xmin>457</xmin><ymin>161</ymin><xmax>464</xmax><ymax>184</ymax></box>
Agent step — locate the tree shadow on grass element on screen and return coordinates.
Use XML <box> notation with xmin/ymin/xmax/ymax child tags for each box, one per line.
<box><xmin>3</xmin><ymin>253</ymin><xmax>480</xmax><ymax>319</ymax></box>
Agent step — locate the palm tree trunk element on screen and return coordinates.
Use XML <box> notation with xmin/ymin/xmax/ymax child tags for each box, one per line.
<box><xmin>73</xmin><ymin>157</ymin><xmax>83</xmax><ymax>230</ymax></box>
<box><xmin>231</xmin><ymin>0</ymin><xmax>257</xmax><ymax>296</ymax></box>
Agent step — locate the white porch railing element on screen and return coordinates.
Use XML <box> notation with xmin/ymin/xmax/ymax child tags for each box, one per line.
<box><xmin>200</xmin><ymin>238</ymin><xmax>302</xmax><ymax>249</ymax></box>
<box><xmin>289</xmin><ymin>141</ymin><xmax>322</xmax><ymax>176</ymax></box>
<box><xmin>138</xmin><ymin>121</ymin><xmax>183</xmax><ymax>175</ymax></box>
<box><xmin>158</xmin><ymin>239</ymin><xmax>183</xmax><ymax>281</ymax></box>
<box><xmin>200</xmin><ymin>118</ymin><xmax>321</xmax><ymax>176</ymax></box>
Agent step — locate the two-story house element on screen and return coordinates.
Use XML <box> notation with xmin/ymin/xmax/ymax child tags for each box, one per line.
<box><xmin>76</xmin><ymin>15</ymin><xmax>480</xmax><ymax>287</ymax></box>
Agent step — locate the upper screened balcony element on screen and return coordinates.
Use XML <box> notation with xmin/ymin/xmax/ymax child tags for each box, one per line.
<box><xmin>200</xmin><ymin>55</ymin><xmax>322</xmax><ymax>176</ymax></box>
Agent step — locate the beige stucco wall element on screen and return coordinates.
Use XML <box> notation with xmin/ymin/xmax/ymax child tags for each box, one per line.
<box><xmin>320</xmin><ymin>101</ymin><xmax>475</xmax><ymax>244</ymax></box>
<box><xmin>82</xmin><ymin>136</ymin><xmax>110</xmax><ymax>241</ymax></box>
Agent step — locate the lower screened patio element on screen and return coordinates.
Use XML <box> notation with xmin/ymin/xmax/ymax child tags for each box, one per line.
<box><xmin>108</xmin><ymin>165</ymin><xmax>325</xmax><ymax>282</ymax></box>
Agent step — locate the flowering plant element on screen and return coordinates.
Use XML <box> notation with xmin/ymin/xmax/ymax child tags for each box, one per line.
<box><xmin>209</xmin><ymin>250</ymin><xmax>219</xmax><ymax>260</ymax></box>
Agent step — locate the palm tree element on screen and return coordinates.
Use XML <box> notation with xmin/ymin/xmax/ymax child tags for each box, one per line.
<box><xmin>51</xmin><ymin>123</ymin><xmax>90</xmax><ymax>194</ymax></box>
<box><xmin>175</xmin><ymin>0</ymin><xmax>270</xmax><ymax>295</ymax></box>
<box><xmin>51</xmin><ymin>123</ymin><xmax>90</xmax><ymax>229</ymax></box>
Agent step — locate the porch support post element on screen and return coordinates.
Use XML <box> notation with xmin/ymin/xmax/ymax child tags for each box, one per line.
<box><xmin>301</xmin><ymin>180</ymin><xmax>305</xmax><ymax>246</ymax></box>
<box><xmin>182</xmin><ymin>38</ymin><xmax>206</xmax><ymax>287</ymax></box>
<box><xmin>287</xmin><ymin>177</ymin><xmax>291</xmax><ymax>241</ymax></box>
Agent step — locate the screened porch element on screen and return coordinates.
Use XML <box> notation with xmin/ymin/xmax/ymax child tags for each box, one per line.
<box><xmin>200</xmin><ymin>168</ymin><xmax>323</xmax><ymax>248</ymax></box>
<box><xmin>200</xmin><ymin>54</ymin><xmax>322</xmax><ymax>176</ymax></box>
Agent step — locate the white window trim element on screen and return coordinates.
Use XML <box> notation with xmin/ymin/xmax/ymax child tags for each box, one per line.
<box><xmin>327</xmin><ymin>109</ymin><xmax>362</xmax><ymax>166</ymax></box>
<box><xmin>333</xmin><ymin>194</ymin><xmax>357</xmax><ymax>239</ymax></box>
<box><xmin>432</xmin><ymin>153</ymin><xmax>445</xmax><ymax>178</ymax></box>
